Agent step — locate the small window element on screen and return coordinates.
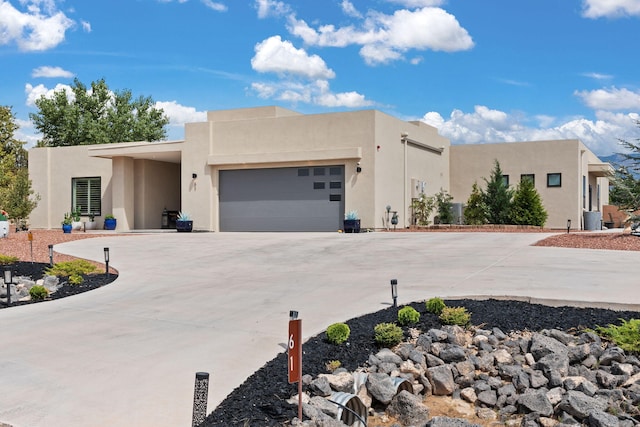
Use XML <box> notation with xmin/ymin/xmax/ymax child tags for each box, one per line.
<box><xmin>502</xmin><ymin>175</ymin><xmax>509</xmax><ymax>186</ymax></box>
<box><xmin>521</xmin><ymin>174</ymin><xmax>535</xmax><ymax>185</ymax></box>
<box><xmin>72</xmin><ymin>177</ymin><xmax>101</xmax><ymax>216</ymax></box>
<box><xmin>547</xmin><ymin>173</ymin><xmax>562</xmax><ymax>187</ymax></box>
<box><xmin>329</xmin><ymin>181</ymin><xmax>342</xmax><ymax>189</ymax></box>
<box><xmin>313</xmin><ymin>167</ymin><xmax>325</xmax><ymax>176</ymax></box>
<box><xmin>329</xmin><ymin>194</ymin><xmax>341</xmax><ymax>201</ymax></box>
<box><xmin>313</xmin><ymin>182</ymin><xmax>325</xmax><ymax>190</ymax></box>
<box><xmin>329</xmin><ymin>167</ymin><xmax>341</xmax><ymax>176</ymax></box>
<box><xmin>297</xmin><ymin>168</ymin><xmax>309</xmax><ymax>177</ymax></box>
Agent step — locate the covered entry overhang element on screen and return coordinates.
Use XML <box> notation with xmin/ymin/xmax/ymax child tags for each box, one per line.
<box><xmin>88</xmin><ymin>140</ymin><xmax>185</xmax><ymax>231</ymax></box>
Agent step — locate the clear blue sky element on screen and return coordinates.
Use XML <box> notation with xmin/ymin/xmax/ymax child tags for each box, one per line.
<box><xmin>1</xmin><ymin>0</ymin><xmax>639</xmax><ymax>156</ymax></box>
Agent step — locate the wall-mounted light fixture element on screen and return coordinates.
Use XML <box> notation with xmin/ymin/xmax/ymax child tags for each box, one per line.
<box><xmin>356</xmin><ymin>162</ymin><xmax>362</xmax><ymax>173</ymax></box>
<box><xmin>192</xmin><ymin>173</ymin><xmax>197</xmax><ymax>179</ymax></box>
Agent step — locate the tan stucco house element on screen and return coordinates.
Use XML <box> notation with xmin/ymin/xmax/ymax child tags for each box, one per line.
<box><xmin>28</xmin><ymin>106</ymin><xmax>611</xmax><ymax>232</ymax></box>
<box><xmin>28</xmin><ymin>106</ymin><xmax>450</xmax><ymax>232</ymax></box>
<box><xmin>450</xmin><ymin>140</ymin><xmax>613</xmax><ymax>230</ymax></box>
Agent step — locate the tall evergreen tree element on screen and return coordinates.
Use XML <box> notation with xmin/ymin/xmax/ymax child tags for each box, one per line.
<box><xmin>483</xmin><ymin>160</ymin><xmax>513</xmax><ymax>224</ymax></box>
<box><xmin>30</xmin><ymin>78</ymin><xmax>169</xmax><ymax>147</ymax></box>
<box><xmin>511</xmin><ymin>177</ymin><xmax>548</xmax><ymax>226</ymax></box>
<box><xmin>435</xmin><ymin>188</ymin><xmax>454</xmax><ymax>224</ymax></box>
<box><xmin>610</xmin><ymin>120</ymin><xmax>640</xmax><ymax>220</ymax></box>
<box><xmin>464</xmin><ymin>181</ymin><xmax>487</xmax><ymax>225</ymax></box>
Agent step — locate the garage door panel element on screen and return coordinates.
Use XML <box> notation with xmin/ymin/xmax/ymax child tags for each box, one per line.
<box><xmin>219</xmin><ymin>166</ymin><xmax>344</xmax><ymax>232</ymax></box>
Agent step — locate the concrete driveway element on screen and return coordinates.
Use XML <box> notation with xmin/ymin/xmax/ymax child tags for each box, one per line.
<box><xmin>1</xmin><ymin>231</ymin><xmax>639</xmax><ymax>427</ymax></box>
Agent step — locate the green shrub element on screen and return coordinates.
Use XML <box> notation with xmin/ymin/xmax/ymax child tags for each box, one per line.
<box><xmin>398</xmin><ymin>306</ymin><xmax>420</xmax><ymax>326</ymax></box>
<box><xmin>374</xmin><ymin>322</ymin><xmax>404</xmax><ymax>348</ymax></box>
<box><xmin>29</xmin><ymin>285</ymin><xmax>48</xmax><ymax>300</ymax></box>
<box><xmin>426</xmin><ymin>297</ymin><xmax>446</xmax><ymax>315</ymax></box>
<box><xmin>45</xmin><ymin>260</ymin><xmax>97</xmax><ymax>285</ymax></box>
<box><xmin>326</xmin><ymin>323</ymin><xmax>351</xmax><ymax>345</ymax></box>
<box><xmin>0</xmin><ymin>254</ymin><xmax>18</xmax><ymax>265</ymax></box>
<box><xmin>596</xmin><ymin>318</ymin><xmax>640</xmax><ymax>353</ymax></box>
<box><xmin>325</xmin><ymin>360</ymin><xmax>341</xmax><ymax>372</ymax></box>
<box><xmin>439</xmin><ymin>306</ymin><xmax>471</xmax><ymax>326</ymax></box>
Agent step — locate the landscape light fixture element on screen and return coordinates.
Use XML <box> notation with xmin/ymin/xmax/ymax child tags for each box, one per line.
<box><xmin>104</xmin><ymin>247</ymin><xmax>110</xmax><ymax>278</ymax></box>
<box><xmin>390</xmin><ymin>279</ymin><xmax>398</xmax><ymax>308</ymax></box>
<box><xmin>567</xmin><ymin>219</ymin><xmax>571</xmax><ymax>234</ymax></box>
<box><xmin>48</xmin><ymin>244</ymin><xmax>54</xmax><ymax>267</ymax></box>
<box><xmin>289</xmin><ymin>310</ymin><xmax>298</xmax><ymax>320</ymax></box>
<box><xmin>3</xmin><ymin>266</ymin><xmax>12</xmax><ymax>306</ymax></box>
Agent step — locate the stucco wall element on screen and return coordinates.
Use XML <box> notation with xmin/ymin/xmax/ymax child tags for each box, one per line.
<box><xmin>450</xmin><ymin>140</ymin><xmax>608</xmax><ymax>229</ymax></box>
<box><xmin>28</xmin><ymin>146</ymin><xmax>113</xmax><ymax>229</ymax></box>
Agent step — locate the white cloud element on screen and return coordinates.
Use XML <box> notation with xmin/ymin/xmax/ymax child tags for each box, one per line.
<box><xmin>582</xmin><ymin>72</ymin><xmax>613</xmax><ymax>80</ymax></box>
<box><xmin>288</xmin><ymin>7</ymin><xmax>473</xmax><ymax>65</ymax></box>
<box><xmin>155</xmin><ymin>101</ymin><xmax>207</xmax><ymax>126</ymax></box>
<box><xmin>31</xmin><ymin>65</ymin><xmax>74</xmax><ymax>78</ymax></box>
<box><xmin>341</xmin><ymin>0</ymin><xmax>362</xmax><ymax>18</ymax></box>
<box><xmin>582</xmin><ymin>0</ymin><xmax>640</xmax><ymax>18</ymax></box>
<box><xmin>81</xmin><ymin>20</ymin><xmax>91</xmax><ymax>32</ymax></box>
<box><xmin>0</xmin><ymin>0</ymin><xmax>74</xmax><ymax>51</ymax></box>
<box><xmin>385</xmin><ymin>0</ymin><xmax>446</xmax><ymax>6</ymax></box>
<box><xmin>250</xmin><ymin>79</ymin><xmax>373</xmax><ymax>108</ymax></box>
<box><xmin>201</xmin><ymin>0</ymin><xmax>227</xmax><ymax>12</ymax></box>
<box><xmin>419</xmin><ymin>105</ymin><xmax>640</xmax><ymax>156</ymax></box>
<box><xmin>255</xmin><ymin>0</ymin><xmax>290</xmax><ymax>18</ymax></box>
<box><xmin>25</xmin><ymin>82</ymin><xmax>73</xmax><ymax>106</ymax></box>
<box><xmin>251</xmin><ymin>35</ymin><xmax>336</xmax><ymax>79</ymax></box>
<box><xmin>575</xmin><ymin>87</ymin><xmax>640</xmax><ymax>110</ymax></box>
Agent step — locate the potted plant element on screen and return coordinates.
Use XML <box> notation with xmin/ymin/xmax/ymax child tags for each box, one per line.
<box><xmin>104</xmin><ymin>214</ymin><xmax>117</xmax><ymax>230</ymax></box>
<box><xmin>343</xmin><ymin>210</ymin><xmax>361</xmax><ymax>233</ymax></box>
<box><xmin>176</xmin><ymin>211</ymin><xmax>193</xmax><ymax>232</ymax></box>
<box><xmin>0</xmin><ymin>209</ymin><xmax>9</xmax><ymax>238</ymax></box>
<box><xmin>62</xmin><ymin>212</ymin><xmax>72</xmax><ymax>233</ymax></box>
<box><xmin>85</xmin><ymin>212</ymin><xmax>97</xmax><ymax>230</ymax></box>
<box><xmin>71</xmin><ymin>208</ymin><xmax>83</xmax><ymax>230</ymax></box>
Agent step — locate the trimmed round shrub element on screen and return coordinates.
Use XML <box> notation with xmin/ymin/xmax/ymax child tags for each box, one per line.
<box><xmin>439</xmin><ymin>306</ymin><xmax>471</xmax><ymax>326</ymax></box>
<box><xmin>29</xmin><ymin>285</ymin><xmax>48</xmax><ymax>301</ymax></box>
<box><xmin>397</xmin><ymin>306</ymin><xmax>420</xmax><ymax>326</ymax></box>
<box><xmin>374</xmin><ymin>322</ymin><xmax>404</xmax><ymax>348</ymax></box>
<box><xmin>326</xmin><ymin>323</ymin><xmax>350</xmax><ymax>345</ymax></box>
<box><xmin>426</xmin><ymin>297</ymin><xmax>446</xmax><ymax>315</ymax></box>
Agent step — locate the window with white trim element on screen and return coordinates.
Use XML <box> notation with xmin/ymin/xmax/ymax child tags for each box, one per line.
<box><xmin>72</xmin><ymin>177</ymin><xmax>101</xmax><ymax>216</ymax></box>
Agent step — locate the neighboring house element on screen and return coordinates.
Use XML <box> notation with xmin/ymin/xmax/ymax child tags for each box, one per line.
<box><xmin>450</xmin><ymin>140</ymin><xmax>613</xmax><ymax>229</ymax></box>
<box><xmin>28</xmin><ymin>106</ymin><xmax>450</xmax><ymax>232</ymax></box>
<box><xmin>28</xmin><ymin>106</ymin><xmax>612</xmax><ymax>232</ymax></box>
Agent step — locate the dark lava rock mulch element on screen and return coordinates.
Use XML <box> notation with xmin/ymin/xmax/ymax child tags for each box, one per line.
<box><xmin>203</xmin><ymin>299</ymin><xmax>640</xmax><ymax>426</ymax></box>
<box><xmin>0</xmin><ymin>261</ymin><xmax>118</xmax><ymax>309</ymax></box>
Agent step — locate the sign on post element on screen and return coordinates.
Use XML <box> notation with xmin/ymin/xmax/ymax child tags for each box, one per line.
<box><xmin>288</xmin><ymin>319</ymin><xmax>302</xmax><ymax>384</ymax></box>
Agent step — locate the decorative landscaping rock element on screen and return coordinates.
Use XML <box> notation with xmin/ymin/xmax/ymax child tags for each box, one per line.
<box><xmin>292</xmin><ymin>325</ymin><xmax>640</xmax><ymax>426</ymax></box>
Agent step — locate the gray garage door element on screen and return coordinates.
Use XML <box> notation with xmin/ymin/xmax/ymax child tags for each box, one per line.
<box><xmin>219</xmin><ymin>166</ymin><xmax>345</xmax><ymax>231</ymax></box>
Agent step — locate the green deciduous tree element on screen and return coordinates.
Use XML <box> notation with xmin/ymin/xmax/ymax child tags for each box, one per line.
<box><xmin>0</xmin><ymin>106</ymin><xmax>39</xmax><ymax>226</ymax></box>
<box><xmin>483</xmin><ymin>159</ymin><xmax>513</xmax><ymax>224</ymax></box>
<box><xmin>464</xmin><ymin>181</ymin><xmax>487</xmax><ymax>225</ymax></box>
<box><xmin>411</xmin><ymin>192</ymin><xmax>436</xmax><ymax>226</ymax></box>
<box><xmin>510</xmin><ymin>177</ymin><xmax>548</xmax><ymax>226</ymax></box>
<box><xmin>30</xmin><ymin>78</ymin><xmax>169</xmax><ymax>147</ymax></box>
<box><xmin>435</xmin><ymin>188</ymin><xmax>454</xmax><ymax>224</ymax></box>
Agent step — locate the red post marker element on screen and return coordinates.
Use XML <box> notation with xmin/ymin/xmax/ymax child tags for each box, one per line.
<box><xmin>288</xmin><ymin>317</ymin><xmax>302</xmax><ymax>421</ymax></box>
<box><xmin>288</xmin><ymin>319</ymin><xmax>302</xmax><ymax>383</ymax></box>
